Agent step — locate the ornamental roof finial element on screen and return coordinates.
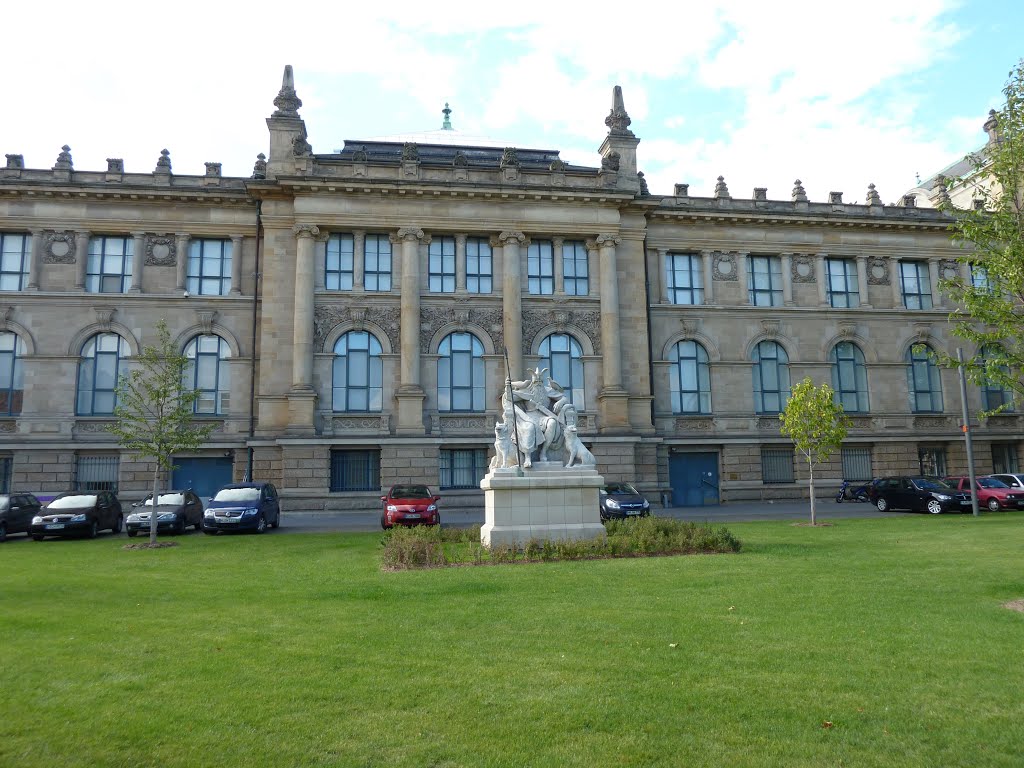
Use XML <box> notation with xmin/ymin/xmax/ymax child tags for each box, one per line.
<box><xmin>442</xmin><ymin>102</ymin><xmax>453</xmax><ymax>130</ymax></box>
<box><xmin>272</xmin><ymin>64</ymin><xmax>302</xmax><ymax>118</ymax></box>
<box><xmin>605</xmin><ymin>85</ymin><xmax>634</xmax><ymax>137</ymax></box>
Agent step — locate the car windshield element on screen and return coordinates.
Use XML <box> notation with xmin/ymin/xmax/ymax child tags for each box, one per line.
<box><xmin>391</xmin><ymin>486</ymin><xmax>430</xmax><ymax>498</ymax></box>
<box><xmin>212</xmin><ymin>488</ymin><xmax>260</xmax><ymax>502</ymax></box>
<box><xmin>605</xmin><ymin>483</ymin><xmax>639</xmax><ymax>495</ymax></box>
<box><xmin>978</xmin><ymin>478</ymin><xmax>1009</xmax><ymax>488</ymax></box>
<box><xmin>48</xmin><ymin>494</ymin><xmax>98</xmax><ymax>509</ymax></box>
<box><xmin>144</xmin><ymin>493</ymin><xmax>185</xmax><ymax>506</ymax></box>
<box><xmin>914</xmin><ymin>479</ymin><xmax>952</xmax><ymax>492</ymax></box>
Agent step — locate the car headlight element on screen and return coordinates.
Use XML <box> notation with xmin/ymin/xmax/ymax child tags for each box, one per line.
<box><xmin>70</xmin><ymin>514</ymin><xmax>88</xmax><ymax>522</ymax></box>
<box><xmin>386</xmin><ymin>505</ymin><xmax>398</xmax><ymax>512</ymax></box>
<box><xmin>204</xmin><ymin>509</ymin><xmax>215</xmax><ymax>517</ymax></box>
<box><xmin>32</xmin><ymin>516</ymin><xmax>43</xmax><ymax>525</ymax></box>
<box><xmin>935</xmin><ymin>494</ymin><xmax>952</xmax><ymax>501</ymax></box>
<box><xmin>605</xmin><ymin>499</ymin><xmax>620</xmax><ymax>510</ymax></box>
<box><xmin>158</xmin><ymin>513</ymin><xmax>177</xmax><ymax>521</ymax></box>
<box><xmin>242</xmin><ymin>508</ymin><xmax>259</xmax><ymax>516</ymax></box>
<box><xmin>427</xmin><ymin>504</ymin><xmax>437</xmax><ymax>512</ymax></box>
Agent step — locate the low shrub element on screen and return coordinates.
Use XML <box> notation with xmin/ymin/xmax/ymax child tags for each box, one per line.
<box><xmin>380</xmin><ymin>525</ymin><xmax>448</xmax><ymax>569</ymax></box>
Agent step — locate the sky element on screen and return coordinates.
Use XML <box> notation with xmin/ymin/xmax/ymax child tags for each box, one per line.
<box><xmin>3</xmin><ymin>1</ymin><xmax>1022</xmax><ymax>202</ymax></box>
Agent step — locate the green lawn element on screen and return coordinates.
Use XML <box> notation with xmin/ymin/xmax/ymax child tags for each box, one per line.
<box><xmin>2</xmin><ymin>514</ymin><xmax>1023</xmax><ymax>767</ymax></box>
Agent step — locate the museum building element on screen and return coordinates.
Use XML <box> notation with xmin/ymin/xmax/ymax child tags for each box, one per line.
<box><xmin>0</xmin><ymin>67</ymin><xmax>1018</xmax><ymax>511</ymax></box>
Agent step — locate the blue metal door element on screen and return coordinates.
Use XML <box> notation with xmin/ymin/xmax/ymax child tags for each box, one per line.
<box><xmin>669</xmin><ymin>452</ymin><xmax>720</xmax><ymax>507</ymax></box>
<box><xmin>171</xmin><ymin>457</ymin><xmax>234</xmax><ymax>502</ymax></box>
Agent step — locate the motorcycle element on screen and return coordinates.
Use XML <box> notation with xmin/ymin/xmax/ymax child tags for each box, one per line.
<box><xmin>835</xmin><ymin>479</ymin><xmax>870</xmax><ymax>503</ymax></box>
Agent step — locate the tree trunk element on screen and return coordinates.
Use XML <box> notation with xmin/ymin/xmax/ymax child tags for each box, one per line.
<box><xmin>808</xmin><ymin>460</ymin><xmax>816</xmax><ymax>526</ymax></box>
<box><xmin>150</xmin><ymin>467</ymin><xmax>160</xmax><ymax>545</ymax></box>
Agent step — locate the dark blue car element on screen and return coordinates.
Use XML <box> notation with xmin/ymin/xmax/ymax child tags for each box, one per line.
<box><xmin>202</xmin><ymin>483</ymin><xmax>281</xmax><ymax>534</ymax></box>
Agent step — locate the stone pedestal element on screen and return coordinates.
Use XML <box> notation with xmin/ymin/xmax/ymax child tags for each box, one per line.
<box><xmin>480</xmin><ymin>462</ymin><xmax>606</xmax><ymax>547</ymax></box>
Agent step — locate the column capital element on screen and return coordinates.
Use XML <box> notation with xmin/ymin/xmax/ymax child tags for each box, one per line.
<box><xmin>551</xmin><ymin>236</ymin><xmax>564</xmax><ymax>247</ymax></box>
<box><xmin>74</xmin><ymin>229</ymin><xmax>91</xmax><ymax>240</ymax></box>
<box><xmin>395</xmin><ymin>226</ymin><xmax>425</xmax><ymax>242</ymax></box>
<box><xmin>498</xmin><ymin>230</ymin><xmax>526</xmax><ymax>245</ymax></box>
<box><xmin>596</xmin><ymin>234</ymin><xmax>621</xmax><ymax>247</ymax></box>
<box><xmin>175</xmin><ymin>232</ymin><xmax>191</xmax><ymax>241</ymax></box>
<box><xmin>455</xmin><ymin>233</ymin><xmax>467</xmax><ymax>246</ymax></box>
<box><xmin>230</xmin><ymin>234</ymin><xmax>243</xmax><ymax>244</ymax></box>
<box><xmin>131</xmin><ymin>231</ymin><xmax>147</xmax><ymax>238</ymax></box>
<box><xmin>292</xmin><ymin>224</ymin><xmax>321</xmax><ymax>239</ymax></box>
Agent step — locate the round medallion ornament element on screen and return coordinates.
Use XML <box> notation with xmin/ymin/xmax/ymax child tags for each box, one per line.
<box><xmin>50</xmin><ymin>240</ymin><xmax>70</xmax><ymax>258</ymax></box>
<box><xmin>796</xmin><ymin>261</ymin><xmax>812</xmax><ymax>277</ymax></box>
<box><xmin>718</xmin><ymin>259</ymin><xmax>733</xmax><ymax>275</ymax></box>
<box><xmin>871</xmin><ymin>264</ymin><xmax>886</xmax><ymax>279</ymax></box>
<box><xmin>151</xmin><ymin>243</ymin><xmax>170</xmax><ymax>261</ymax></box>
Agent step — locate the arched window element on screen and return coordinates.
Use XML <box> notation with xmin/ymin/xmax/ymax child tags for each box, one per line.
<box><xmin>333</xmin><ymin>331</ymin><xmax>383</xmax><ymax>412</ymax></box>
<box><xmin>980</xmin><ymin>345</ymin><xmax>1014</xmax><ymax>412</ymax></box>
<box><xmin>830</xmin><ymin>342</ymin><xmax>869</xmax><ymax>413</ymax></box>
<box><xmin>184</xmin><ymin>335</ymin><xmax>231</xmax><ymax>414</ymax></box>
<box><xmin>438</xmin><ymin>332</ymin><xmax>485</xmax><ymax>412</ymax></box>
<box><xmin>669</xmin><ymin>340</ymin><xmax>710</xmax><ymax>414</ymax></box>
<box><xmin>539</xmin><ymin>333</ymin><xmax>584</xmax><ymax>408</ymax></box>
<box><xmin>0</xmin><ymin>331</ymin><xmax>25</xmax><ymax>415</ymax></box>
<box><xmin>77</xmin><ymin>333</ymin><xmax>128</xmax><ymax>415</ymax></box>
<box><xmin>906</xmin><ymin>345</ymin><xmax>943</xmax><ymax>413</ymax></box>
<box><xmin>752</xmin><ymin>341</ymin><xmax>790</xmax><ymax>414</ymax></box>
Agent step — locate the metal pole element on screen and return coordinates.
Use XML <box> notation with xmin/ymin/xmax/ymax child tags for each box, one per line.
<box><xmin>957</xmin><ymin>348</ymin><xmax>980</xmax><ymax>517</ymax></box>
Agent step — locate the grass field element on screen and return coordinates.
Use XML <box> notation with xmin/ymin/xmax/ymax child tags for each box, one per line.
<box><xmin>2</xmin><ymin>514</ymin><xmax>1023</xmax><ymax>767</ymax></box>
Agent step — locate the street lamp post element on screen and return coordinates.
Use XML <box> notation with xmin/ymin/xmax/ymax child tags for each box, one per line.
<box><xmin>957</xmin><ymin>348</ymin><xmax>980</xmax><ymax>517</ymax></box>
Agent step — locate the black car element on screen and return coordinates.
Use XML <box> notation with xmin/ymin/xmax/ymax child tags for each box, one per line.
<box><xmin>868</xmin><ymin>476</ymin><xmax>972</xmax><ymax>514</ymax></box>
<box><xmin>202</xmin><ymin>482</ymin><xmax>281</xmax><ymax>534</ymax></box>
<box><xmin>126</xmin><ymin>490</ymin><xmax>205</xmax><ymax>536</ymax></box>
<box><xmin>30</xmin><ymin>491</ymin><xmax>124</xmax><ymax>539</ymax></box>
<box><xmin>0</xmin><ymin>493</ymin><xmax>43</xmax><ymax>541</ymax></box>
<box><xmin>599</xmin><ymin>482</ymin><xmax>651</xmax><ymax>521</ymax></box>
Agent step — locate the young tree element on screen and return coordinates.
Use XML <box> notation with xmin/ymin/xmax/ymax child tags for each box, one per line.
<box><xmin>779</xmin><ymin>378</ymin><xmax>850</xmax><ymax>525</ymax></box>
<box><xmin>939</xmin><ymin>59</ymin><xmax>1024</xmax><ymax>412</ymax></box>
<box><xmin>105</xmin><ymin>320</ymin><xmax>215</xmax><ymax>545</ymax></box>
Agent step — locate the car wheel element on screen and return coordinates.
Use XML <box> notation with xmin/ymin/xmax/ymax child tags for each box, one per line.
<box><xmin>927</xmin><ymin>499</ymin><xmax>943</xmax><ymax>515</ymax></box>
<box><xmin>0</xmin><ymin>522</ymin><xmax>6</xmax><ymax>543</ymax></box>
<box><xmin>381</xmin><ymin>515</ymin><xmax>389</xmax><ymax>530</ymax></box>
<box><xmin>270</xmin><ymin>513</ymin><xmax>280</xmax><ymax>529</ymax></box>
<box><xmin>876</xmin><ymin>497</ymin><xmax>889</xmax><ymax>512</ymax></box>
<box><xmin>176</xmin><ymin>517</ymin><xmax>187</xmax><ymax>535</ymax></box>
<box><xmin>32</xmin><ymin>534</ymin><xmax>45</xmax><ymax>541</ymax></box>
<box><xmin>255</xmin><ymin>515</ymin><xmax>267</xmax><ymax>534</ymax></box>
<box><xmin>88</xmin><ymin>520</ymin><xmax>98</xmax><ymax>538</ymax></box>
<box><xmin>112</xmin><ymin>514</ymin><xmax>124</xmax><ymax>534</ymax></box>
<box><xmin>127</xmin><ymin>529</ymin><xmax>138</xmax><ymax>538</ymax></box>
<box><xmin>987</xmin><ymin>497</ymin><xmax>1001</xmax><ymax>512</ymax></box>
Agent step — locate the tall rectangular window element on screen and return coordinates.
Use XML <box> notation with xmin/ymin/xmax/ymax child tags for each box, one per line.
<box><xmin>992</xmin><ymin>443</ymin><xmax>1019</xmax><ymax>474</ymax></box>
<box><xmin>562</xmin><ymin>240</ymin><xmax>589</xmax><ymax>296</ymax></box>
<box><xmin>761</xmin><ymin>448</ymin><xmax>794</xmax><ymax>483</ymax></box>
<box><xmin>841</xmin><ymin>447</ymin><xmax>872</xmax><ymax>481</ymax></box>
<box><xmin>466</xmin><ymin>237</ymin><xmax>492</xmax><ymax>293</ymax></box>
<box><xmin>826</xmin><ymin>258</ymin><xmax>860</xmax><ymax>308</ymax></box>
<box><xmin>900</xmin><ymin>261</ymin><xmax>933</xmax><ymax>309</ymax></box>
<box><xmin>666</xmin><ymin>253</ymin><xmax>704</xmax><ymax>305</ymax></box>
<box><xmin>918</xmin><ymin>447</ymin><xmax>946</xmax><ymax>477</ymax></box>
<box><xmin>970</xmin><ymin>264</ymin><xmax>990</xmax><ymax>292</ymax></box>
<box><xmin>364</xmin><ymin>235</ymin><xmax>392</xmax><ymax>292</ymax></box>
<box><xmin>329</xmin><ymin>449</ymin><xmax>380</xmax><ymax>491</ymax></box>
<box><xmin>187</xmin><ymin>239</ymin><xmax>232</xmax><ymax>296</ymax></box>
<box><xmin>0</xmin><ymin>233</ymin><xmax>30</xmax><ymax>291</ymax></box>
<box><xmin>86</xmin><ymin>236</ymin><xmax>133</xmax><ymax>293</ymax></box>
<box><xmin>528</xmin><ymin>240</ymin><xmax>554</xmax><ymax>295</ymax></box>
<box><xmin>0</xmin><ymin>456</ymin><xmax>11</xmax><ymax>494</ymax></box>
<box><xmin>748</xmin><ymin>256</ymin><xmax>783</xmax><ymax>306</ymax></box>
<box><xmin>326</xmin><ymin>234</ymin><xmax>354</xmax><ymax>290</ymax></box>
<box><xmin>429</xmin><ymin>236</ymin><xmax>456</xmax><ymax>293</ymax></box>
<box><xmin>440</xmin><ymin>448</ymin><xmax>488</xmax><ymax>489</ymax></box>
<box><xmin>74</xmin><ymin>454</ymin><xmax>120</xmax><ymax>492</ymax></box>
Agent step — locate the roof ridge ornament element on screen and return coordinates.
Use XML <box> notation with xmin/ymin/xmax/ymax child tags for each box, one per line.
<box><xmin>53</xmin><ymin>145</ymin><xmax>73</xmax><ymax>171</ymax></box>
<box><xmin>272</xmin><ymin>64</ymin><xmax>302</xmax><ymax>118</ymax></box>
<box><xmin>442</xmin><ymin>102</ymin><xmax>453</xmax><ymax>130</ymax></box>
<box><xmin>605</xmin><ymin>85</ymin><xmax>634</xmax><ymax>137</ymax></box>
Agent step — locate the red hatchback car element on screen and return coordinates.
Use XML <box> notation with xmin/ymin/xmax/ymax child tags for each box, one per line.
<box><xmin>943</xmin><ymin>476</ymin><xmax>1024</xmax><ymax>511</ymax></box>
<box><xmin>380</xmin><ymin>485</ymin><xmax>441</xmax><ymax>529</ymax></box>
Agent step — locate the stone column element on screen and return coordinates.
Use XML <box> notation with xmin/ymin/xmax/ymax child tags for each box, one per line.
<box><xmin>175</xmin><ymin>233</ymin><xmax>190</xmax><ymax>291</ymax></box>
<box><xmin>737</xmin><ymin>252</ymin><xmax>750</xmax><ymax>304</ymax></box>
<box><xmin>553</xmin><ymin>237</ymin><xmax>565</xmax><ymax>295</ymax></box>
<box><xmin>313</xmin><ymin>233</ymin><xmax>326</xmax><ymax>292</ymax></box>
<box><xmin>500</xmin><ymin>231</ymin><xmax>526</xmax><ymax>376</ymax></box>
<box><xmin>701</xmin><ymin>249</ymin><xmax>714</xmax><ymax>304</ymax></box>
<box><xmin>395</xmin><ymin>227</ymin><xmax>426</xmax><ymax>434</ymax></box>
<box><xmin>352</xmin><ymin>230</ymin><xmax>365</xmax><ymax>291</ymax></box>
<box><xmin>455</xmin><ymin>234</ymin><xmax>467</xmax><ymax>293</ymax></box>
<box><xmin>230</xmin><ymin>235</ymin><xmax>243</xmax><ymax>295</ymax></box>
<box><xmin>780</xmin><ymin>252</ymin><xmax>794</xmax><ymax>306</ymax></box>
<box><xmin>291</xmin><ymin>225</ymin><xmax>319</xmax><ymax>390</ymax></box>
<box><xmin>129</xmin><ymin>232</ymin><xmax>146</xmax><ymax>292</ymax></box>
<box><xmin>597</xmin><ymin>234</ymin><xmax>629</xmax><ymax>430</ymax></box>
<box><xmin>928</xmin><ymin>258</ymin><xmax>942</xmax><ymax>308</ymax></box>
<box><xmin>27</xmin><ymin>230</ymin><xmax>44</xmax><ymax>290</ymax></box>
<box><xmin>658</xmin><ymin>248</ymin><xmax>670</xmax><ymax>303</ymax></box>
<box><xmin>74</xmin><ymin>230</ymin><xmax>90</xmax><ymax>290</ymax></box>
<box><xmin>586</xmin><ymin>240</ymin><xmax>599</xmax><ymax>299</ymax></box>
<box><xmin>815</xmin><ymin>253</ymin><xmax>828</xmax><ymax>306</ymax></box>
<box><xmin>856</xmin><ymin>255</ymin><xmax>871</xmax><ymax>308</ymax></box>
<box><xmin>890</xmin><ymin>257</ymin><xmax>903</xmax><ymax>307</ymax></box>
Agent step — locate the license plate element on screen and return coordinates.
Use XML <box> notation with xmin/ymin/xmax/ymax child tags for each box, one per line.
<box><xmin>404</xmin><ymin>513</ymin><xmax>421</xmax><ymax>519</ymax></box>
<box><xmin>626</xmin><ymin>511</ymin><xmax>643</xmax><ymax>516</ymax></box>
<box><xmin>46</xmin><ymin>523</ymin><xmax>65</xmax><ymax>530</ymax></box>
<box><xmin>216</xmin><ymin>517</ymin><xmax>239</xmax><ymax>523</ymax></box>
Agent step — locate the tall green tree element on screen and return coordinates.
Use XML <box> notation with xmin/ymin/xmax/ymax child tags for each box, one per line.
<box><xmin>779</xmin><ymin>378</ymin><xmax>850</xmax><ymax>525</ymax></box>
<box><xmin>939</xmin><ymin>59</ymin><xmax>1024</xmax><ymax>412</ymax></box>
<box><xmin>105</xmin><ymin>320</ymin><xmax>215</xmax><ymax>545</ymax></box>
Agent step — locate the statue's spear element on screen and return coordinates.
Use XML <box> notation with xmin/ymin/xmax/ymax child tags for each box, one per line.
<box><xmin>503</xmin><ymin>346</ymin><xmax>524</xmax><ymax>475</ymax></box>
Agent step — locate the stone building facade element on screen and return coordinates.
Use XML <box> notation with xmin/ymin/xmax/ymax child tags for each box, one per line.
<box><xmin>0</xmin><ymin>68</ymin><xmax>1018</xmax><ymax>510</ymax></box>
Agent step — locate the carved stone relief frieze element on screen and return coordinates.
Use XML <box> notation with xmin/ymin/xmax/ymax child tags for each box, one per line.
<box><xmin>145</xmin><ymin>235</ymin><xmax>177</xmax><ymax>266</ymax></box>
<box><xmin>757</xmin><ymin>417</ymin><xmax>781</xmax><ymax>430</ymax></box>
<box><xmin>712</xmin><ymin>252</ymin><xmax>737</xmax><ymax>281</ymax></box>
<box><xmin>939</xmin><ymin>258</ymin><xmax>961</xmax><ymax>282</ymax></box>
<box><xmin>867</xmin><ymin>257</ymin><xmax>890</xmax><ymax>285</ymax></box>
<box><xmin>674</xmin><ymin>418</ymin><xmax>713</xmax><ymax>432</ymax></box>
<box><xmin>43</xmin><ymin>231</ymin><xmax>76</xmax><ymax>264</ymax></box>
<box><xmin>521</xmin><ymin>308</ymin><xmax>601</xmax><ymax>358</ymax></box>
<box><xmin>791</xmin><ymin>254</ymin><xmax>816</xmax><ymax>283</ymax></box>
<box><xmin>419</xmin><ymin>305</ymin><xmax>503</xmax><ymax>353</ymax></box>
<box><xmin>313</xmin><ymin>304</ymin><xmax>400</xmax><ymax>352</ymax></box>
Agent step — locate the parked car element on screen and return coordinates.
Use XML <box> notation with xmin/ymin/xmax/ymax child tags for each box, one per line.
<box><xmin>943</xmin><ymin>476</ymin><xmax>1024</xmax><ymax>511</ymax></box>
<box><xmin>0</xmin><ymin>493</ymin><xmax>43</xmax><ymax>542</ymax></box>
<box><xmin>30</xmin><ymin>491</ymin><xmax>124</xmax><ymax>540</ymax></box>
<box><xmin>202</xmin><ymin>483</ymin><xmax>281</xmax><ymax>534</ymax></box>
<box><xmin>599</xmin><ymin>482</ymin><xmax>651</xmax><ymax>521</ymax></box>
<box><xmin>380</xmin><ymin>485</ymin><xmax>440</xmax><ymax>529</ymax></box>
<box><xmin>868</xmin><ymin>477</ymin><xmax>971</xmax><ymax>514</ymax></box>
<box><xmin>126</xmin><ymin>490</ymin><xmax>205</xmax><ymax>536</ymax></box>
<box><xmin>988</xmin><ymin>473</ymin><xmax>1024</xmax><ymax>492</ymax></box>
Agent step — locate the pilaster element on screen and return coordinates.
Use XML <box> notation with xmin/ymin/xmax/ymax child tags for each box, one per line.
<box><xmin>657</xmin><ymin>248</ymin><xmax>669</xmax><ymax>303</ymax></box>
<box><xmin>780</xmin><ymin>252</ymin><xmax>794</xmax><ymax>306</ymax></box>
<box><xmin>129</xmin><ymin>232</ymin><xmax>146</xmax><ymax>292</ymax></box>
<box><xmin>288</xmin><ymin>224</ymin><xmax>320</xmax><ymax>435</ymax></box>
<box><xmin>74</xmin><ymin>230</ymin><xmax>90</xmax><ymax>290</ymax></box>
<box><xmin>396</xmin><ymin>226</ymin><xmax>426</xmax><ymax>434</ymax></box>
<box><xmin>175</xmin><ymin>233</ymin><xmax>190</xmax><ymax>291</ymax></box>
<box><xmin>27</xmin><ymin>230</ymin><xmax>43</xmax><ymax>291</ymax></box>
<box><xmin>815</xmin><ymin>253</ymin><xmax>828</xmax><ymax>306</ymax></box>
<box><xmin>500</xmin><ymin>231</ymin><xmax>526</xmax><ymax>376</ymax></box>
<box><xmin>890</xmin><ymin>257</ymin><xmax>903</xmax><ymax>307</ymax></box>
<box><xmin>856</xmin><ymin>255</ymin><xmax>872</xmax><ymax>308</ymax></box>
<box><xmin>230</xmin><ymin>235</ymin><xmax>243</xmax><ymax>295</ymax></box>
<box><xmin>596</xmin><ymin>234</ymin><xmax>629</xmax><ymax>431</ymax></box>
<box><xmin>701</xmin><ymin>249</ymin><xmax>714</xmax><ymax>304</ymax></box>
<box><xmin>353</xmin><ymin>230</ymin><xmax>366</xmax><ymax>291</ymax></box>
<box><xmin>553</xmin><ymin>237</ymin><xmax>565</xmax><ymax>295</ymax></box>
<box><xmin>928</xmin><ymin>258</ymin><xmax>942</xmax><ymax>308</ymax></box>
<box><xmin>455</xmin><ymin>233</ymin><xmax>467</xmax><ymax>294</ymax></box>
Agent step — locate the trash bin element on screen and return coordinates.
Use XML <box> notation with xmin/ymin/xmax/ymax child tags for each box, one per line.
<box><xmin>661</xmin><ymin>490</ymin><xmax>672</xmax><ymax>509</ymax></box>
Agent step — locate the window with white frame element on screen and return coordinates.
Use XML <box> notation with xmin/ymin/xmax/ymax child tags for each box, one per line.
<box><xmin>364</xmin><ymin>235</ymin><xmax>392</xmax><ymax>292</ymax></box>
<box><xmin>326</xmin><ymin>233</ymin><xmax>354</xmax><ymax>290</ymax></box>
<box><xmin>438</xmin><ymin>332</ymin><xmax>485</xmax><ymax>412</ymax></box>
<box><xmin>440</xmin><ymin>448</ymin><xmax>488</xmax><ymax>489</ymax></box>
<box><xmin>527</xmin><ymin>240</ymin><xmax>554</xmax><ymax>295</ymax></box>
<box><xmin>826</xmin><ymin>258</ymin><xmax>860</xmax><ymax>308</ymax></box>
<box><xmin>831</xmin><ymin>342</ymin><xmax>869</xmax><ymax>413</ymax></box>
<box><xmin>76</xmin><ymin>333</ymin><xmax>128</xmax><ymax>415</ymax></box>
<box><xmin>540</xmin><ymin>333</ymin><xmax>584</xmax><ymax>408</ymax></box>
<box><xmin>187</xmin><ymin>239</ymin><xmax>232</xmax><ymax>296</ymax></box>
<box><xmin>761</xmin><ymin>448</ymin><xmax>794</xmax><ymax>483</ymax></box>
<box><xmin>669</xmin><ymin>340</ymin><xmax>711</xmax><ymax>414</ymax></box>
<box><xmin>86</xmin><ymin>236</ymin><xmax>133</xmax><ymax>293</ymax></box>
<box><xmin>562</xmin><ymin>240</ymin><xmax>589</xmax><ymax>296</ymax></box>
<box><xmin>752</xmin><ymin>341</ymin><xmax>790</xmax><ymax>414</ymax></box>
<box><xmin>429</xmin><ymin>236</ymin><xmax>456</xmax><ymax>293</ymax></box>
<box><xmin>0</xmin><ymin>331</ymin><xmax>25</xmax><ymax>416</ymax></box>
<box><xmin>666</xmin><ymin>253</ymin><xmax>704</xmax><ymax>305</ymax></box>
<box><xmin>184</xmin><ymin>335</ymin><xmax>231</xmax><ymax>414</ymax></box>
<box><xmin>747</xmin><ymin>256</ymin><xmax>783</xmax><ymax>307</ymax></box>
<box><xmin>332</xmin><ymin>331</ymin><xmax>383</xmax><ymax>412</ymax></box>
<box><xmin>466</xmin><ymin>237</ymin><xmax>492</xmax><ymax>293</ymax></box>
<box><xmin>900</xmin><ymin>261</ymin><xmax>933</xmax><ymax>309</ymax></box>
<box><xmin>906</xmin><ymin>345</ymin><xmax>943</xmax><ymax>413</ymax></box>
<box><xmin>0</xmin><ymin>233</ymin><xmax>30</xmax><ymax>291</ymax></box>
